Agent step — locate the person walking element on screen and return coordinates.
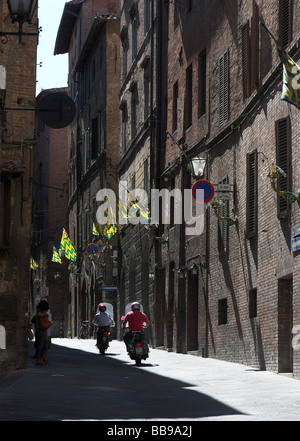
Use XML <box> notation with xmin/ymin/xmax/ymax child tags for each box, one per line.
<box><xmin>35</xmin><ymin>299</ymin><xmax>51</xmax><ymax>366</ymax></box>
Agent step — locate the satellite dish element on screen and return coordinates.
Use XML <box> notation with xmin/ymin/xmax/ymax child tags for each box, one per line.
<box><xmin>38</xmin><ymin>93</ymin><xmax>76</xmax><ymax>129</ymax></box>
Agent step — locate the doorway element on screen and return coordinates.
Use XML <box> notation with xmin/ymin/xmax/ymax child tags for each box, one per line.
<box><xmin>167</xmin><ymin>262</ymin><xmax>175</xmax><ymax>349</ymax></box>
<box><xmin>187</xmin><ymin>272</ymin><xmax>199</xmax><ymax>351</ymax></box>
<box><xmin>278</xmin><ymin>277</ymin><xmax>293</xmax><ymax>373</ymax></box>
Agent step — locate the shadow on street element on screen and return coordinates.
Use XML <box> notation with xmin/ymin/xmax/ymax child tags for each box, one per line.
<box><xmin>0</xmin><ymin>341</ymin><xmax>243</xmax><ymax>421</ymax></box>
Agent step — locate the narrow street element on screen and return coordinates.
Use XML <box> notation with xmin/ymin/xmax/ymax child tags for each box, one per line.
<box><xmin>0</xmin><ymin>339</ymin><xmax>300</xmax><ymax>422</ymax></box>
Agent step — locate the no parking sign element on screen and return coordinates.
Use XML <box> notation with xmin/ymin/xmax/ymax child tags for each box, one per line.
<box><xmin>87</xmin><ymin>243</ymin><xmax>99</xmax><ymax>255</ymax></box>
<box><xmin>192</xmin><ymin>180</ymin><xmax>215</xmax><ymax>203</ymax></box>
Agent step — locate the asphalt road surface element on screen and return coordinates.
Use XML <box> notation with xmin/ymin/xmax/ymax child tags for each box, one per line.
<box><xmin>0</xmin><ymin>338</ymin><xmax>300</xmax><ymax>422</ymax></box>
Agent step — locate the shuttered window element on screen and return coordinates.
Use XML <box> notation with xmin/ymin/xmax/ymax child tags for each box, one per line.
<box><xmin>218</xmin><ymin>176</ymin><xmax>229</xmax><ymax>252</ymax></box>
<box><xmin>218</xmin><ymin>299</ymin><xmax>228</xmax><ymax>325</ymax></box>
<box><xmin>198</xmin><ymin>50</ymin><xmax>206</xmax><ymax>117</ymax></box>
<box><xmin>279</xmin><ymin>0</ymin><xmax>293</xmax><ymax>48</ymax></box>
<box><xmin>242</xmin><ymin>22</ymin><xmax>251</xmax><ymax>100</ymax></box>
<box><xmin>185</xmin><ymin>64</ymin><xmax>193</xmax><ymax>130</ymax></box>
<box><xmin>92</xmin><ymin>113</ymin><xmax>104</xmax><ymax>159</ymax></box>
<box><xmin>121</xmin><ymin>102</ymin><xmax>128</xmax><ymax>155</ymax></box>
<box><xmin>249</xmin><ymin>288</ymin><xmax>257</xmax><ymax>319</ymax></box>
<box><xmin>120</xmin><ymin>26</ymin><xmax>128</xmax><ymax>83</ymax></box>
<box><xmin>77</xmin><ymin>139</ymin><xmax>83</xmax><ymax>181</ymax></box>
<box><xmin>276</xmin><ymin>117</ymin><xmax>291</xmax><ymax>217</ymax></box>
<box><xmin>251</xmin><ymin>0</ymin><xmax>259</xmax><ymax>91</ymax></box>
<box><xmin>219</xmin><ymin>50</ymin><xmax>229</xmax><ymax>126</ymax></box>
<box><xmin>242</xmin><ymin>2</ymin><xmax>259</xmax><ymax>100</ymax></box>
<box><xmin>84</xmin><ymin>129</ymin><xmax>90</xmax><ymax>172</ymax></box>
<box><xmin>246</xmin><ymin>150</ymin><xmax>258</xmax><ymax>238</ymax></box>
<box><xmin>131</xmin><ymin>82</ymin><xmax>137</xmax><ymax>140</ymax></box>
<box><xmin>144</xmin><ymin>158</ymin><xmax>149</xmax><ymax>193</ymax></box>
<box><xmin>131</xmin><ymin>14</ymin><xmax>137</xmax><ymax>62</ymax></box>
<box><xmin>172</xmin><ymin>81</ymin><xmax>178</xmax><ymax>133</ymax></box>
<box><xmin>91</xmin><ymin>116</ymin><xmax>99</xmax><ymax>160</ymax></box>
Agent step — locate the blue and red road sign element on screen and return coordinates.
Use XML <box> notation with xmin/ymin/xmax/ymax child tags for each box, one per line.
<box><xmin>192</xmin><ymin>180</ymin><xmax>215</xmax><ymax>203</ymax></box>
<box><xmin>87</xmin><ymin>243</ymin><xmax>99</xmax><ymax>255</ymax></box>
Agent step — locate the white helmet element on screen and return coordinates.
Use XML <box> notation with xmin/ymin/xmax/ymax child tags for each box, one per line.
<box><xmin>131</xmin><ymin>302</ymin><xmax>141</xmax><ymax>311</ymax></box>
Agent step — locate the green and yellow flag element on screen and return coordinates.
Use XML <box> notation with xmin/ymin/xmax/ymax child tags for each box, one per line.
<box><xmin>130</xmin><ymin>201</ymin><xmax>151</xmax><ymax>222</ymax></box>
<box><xmin>103</xmin><ymin>206</ymin><xmax>117</xmax><ymax>240</ymax></box>
<box><xmin>52</xmin><ymin>246</ymin><xmax>62</xmax><ymax>264</ymax></box>
<box><xmin>262</xmin><ymin>22</ymin><xmax>300</xmax><ymax>109</ymax></box>
<box><xmin>92</xmin><ymin>222</ymin><xmax>99</xmax><ymax>236</ymax></box>
<box><xmin>30</xmin><ymin>257</ymin><xmax>39</xmax><ymax>270</ymax></box>
<box><xmin>117</xmin><ymin>198</ymin><xmax>129</xmax><ymax>221</ymax></box>
<box><xmin>60</xmin><ymin>228</ymin><xmax>77</xmax><ymax>262</ymax></box>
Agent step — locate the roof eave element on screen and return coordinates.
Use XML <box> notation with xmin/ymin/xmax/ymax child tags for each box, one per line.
<box><xmin>54</xmin><ymin>0</ymin><xmax>84</xmax><ymax>55</ymax></box>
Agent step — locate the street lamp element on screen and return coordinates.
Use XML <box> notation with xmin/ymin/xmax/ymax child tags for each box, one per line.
<box><xmin>188</xmin><ymin>157</ymin><xmax>206</xmax><ymax>179</ymax></box>
<box><xmin>1</xmin><ymin>0</ymin><xmax>39</xmax><ymax>43</ymax></box>
<box><xmin>190</xmin><ymin>263</ymin><xmax>198</xmax><ymax>275</ymax></box>
<box><xmin>178</xmin><ymin>267</ymin><xmax>187</xmax><ymax>279</ymax></box>
<box><xmin>7</xmin><ymin>0</ymin><xmax>37</xmax><ymax>23</ymax></box>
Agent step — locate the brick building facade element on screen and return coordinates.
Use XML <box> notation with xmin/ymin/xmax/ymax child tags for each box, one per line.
<box><xmin>118</xmin><ymin>0</ymin><xmax>168</xmax><ymax>344</ymax></box>
<box><xmin>0</xmin><ymin>3</ymin><xmax>38</xmax><ymax>372</ymax></box>
<box><xmin>30</xmin><ymin>88</ymin><xmax>69</xmax><ymax>338</ymax></box>
<box><xmin>157</xmin><ymin>0</ymin><xmax>300</xmax><ymax>376</ymax></box>
<box><xmin>47</xmin><ymin>0</ymin><xmax>300</xmax><ymax>378</ymax></box>
<box><xmin>54</xmin><ymin>0</ymin><xmax>121</xmax><ymax>338</ymax></box>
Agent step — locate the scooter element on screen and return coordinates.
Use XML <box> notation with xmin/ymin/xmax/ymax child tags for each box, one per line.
<box><xmin>127</xmin><ymin>330</ymin><xmax>149</xmax><ymax>366</ymax></box>
<box><xmin>96</xmin><ymin>326</ymin><xmax>111</xmax><ymax>355</ymax></box>
<box><xmin>122</xmin><ymin>303</ymin><xmax>150</xmax><ymax>366</ymax></box>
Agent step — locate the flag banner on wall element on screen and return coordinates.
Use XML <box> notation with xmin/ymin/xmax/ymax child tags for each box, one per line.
<box><xmin>117</xmin><ymin>195</ymin><xmax>150</xmax><ymax>222</ymax></box>
<box><xmin>90</xmin><ymin>212</ymin><xmax>105</xmax><ymax>239</ymax></box>
<box><xmin>52</xmin><ymin>246</ymin><xmax>62</xmax><ymax>264</ymax></box>
<box><xmin>117</xmin><ymin>198</ymin><xmax>129</xmax><ymax>220</ymax></box>
<box><xmin>129</xmin><ymin>200</ymin><xmax>151</xmax><ymax>222</ymax></box>
<box><xmin>30</xmin><ymin>257</ymin><xmax>39</xmax><ymax>270</ymax></box>
<box><xmin>261</xmin><ymin>22</ymin><xmax>300</xmax><ymax>109</ymax></box>
<box><xmin>92</xmin><ymin>222</ymin><xmax>99</xmax><ymax>236</ymax></box>
<box><xmin>60</xmin><ymin>228</ymin><xmax>77</xmax><ymax>262</ymax></box>
<box><xmin>103</xmin><ymin>206</ymin><xmax>117</xmax><ymax>240</ymax></box>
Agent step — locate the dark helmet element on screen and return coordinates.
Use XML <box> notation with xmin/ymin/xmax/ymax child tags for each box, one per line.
<box><xmin>98</xmin><ymin>303</ymin><xmax>107</xmax><ymax>312</ymax></box>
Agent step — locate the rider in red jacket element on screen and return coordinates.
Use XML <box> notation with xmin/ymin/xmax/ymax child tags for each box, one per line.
<box><xmin>123</xmin><ymin>302</ymin><xmax>149</xmax><ymax>349</ymax></box>
<box><xmin>124</xmin><ymin>302</ymin><xmax>150</xmax><ymax>331</ymax></box>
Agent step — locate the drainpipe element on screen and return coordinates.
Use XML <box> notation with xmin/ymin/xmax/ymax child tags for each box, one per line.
<box><xmin>149</xmin><ymin>0</ymin><xmax>155</xmax><ymax>347</ymax></box>
<box><xmin>204</xmin><ymin>154</ymin><xmax>210</xmax><ymax>358</ymax></box>
<box><xmin>149</xmin><ymin>0</ymin><xmax>155</xmax><ymax>193</ymax></box>
<box><xmin>179</xmin><ymin>152</ymin><xmax>187</xmax><ymax>354</ymax></box>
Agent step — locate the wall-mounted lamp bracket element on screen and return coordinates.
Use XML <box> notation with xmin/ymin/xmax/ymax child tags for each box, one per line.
<box><xmin>210</xmin><ymin>199</ymin><xmax>238</xmax><ymax>227</ymax></box>
<box><xmin>262</xmin><ymin>162</ymin><xmax>300</xmax><ymax>208</ymax></box>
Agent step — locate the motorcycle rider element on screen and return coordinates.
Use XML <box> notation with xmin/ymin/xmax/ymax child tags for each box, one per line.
<box><xmin>93</xmin><ymin>304</ymin><xmax>115</xmax><ymax>348</ymax></box>
<box><xmin>122</xmin><ymin>302</ymin><xmax>150</xmax><ymax>350</ymax></box>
